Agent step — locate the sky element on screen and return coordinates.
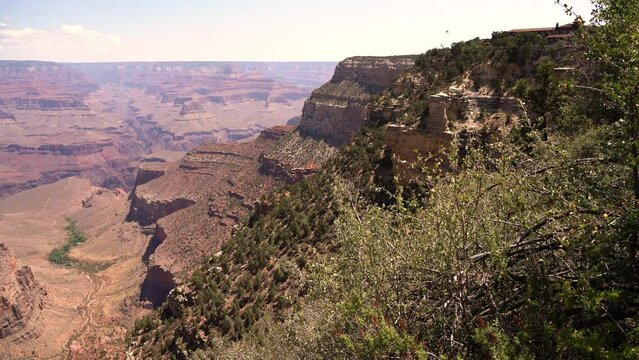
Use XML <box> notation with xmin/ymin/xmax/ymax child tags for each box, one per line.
<box><xmin>0</xmin><ymin>0</ymin><xmax>595</xmax><ymax>63</ymax></box>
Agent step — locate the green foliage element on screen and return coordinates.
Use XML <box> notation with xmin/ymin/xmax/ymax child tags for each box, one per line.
<box><xmin>48</xmin><ymin>218</ymin><xmax>86</xmax><ymax>266</ymax></box>
<box><xmin>331</xmin><ymin>293</ymin><xmax>427</xmax><ymax>359</ymax></box>
<box><xmin>414</xmin><ymin>32</ymin><xmax>554</xmax><ymax>91</ymax></box>
<box><xmin>129</xmin><ymin>153</ymin><xmax>358</xmax><ymax>358</ymax></box>
<box><xmin>129</xmin><ymin>2</ymin><xmax>639</xmax><ymax>358</ymax></box>
<box><xmin>310</xmin><ymin>130</ymin><xmax>636</xmax><ymax>358</ymax></box>
<box><xmin>575</xmin><ymin>0</ymin><xmax>639</xmax><ymax>258</ymax></box>
<box><xmin>511</xmin><ymin>59</ymin><xmax>569</xmax><ymax>139</ymax></box>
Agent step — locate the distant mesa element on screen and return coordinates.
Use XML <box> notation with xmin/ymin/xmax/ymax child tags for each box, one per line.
<box><xmin>0</xmin><ymin>60</ymin><xmax>336</xmax><ymax>199</ymax></box>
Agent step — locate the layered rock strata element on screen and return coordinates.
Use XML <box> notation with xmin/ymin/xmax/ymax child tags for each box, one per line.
<box><xmin>129</xmin><ymin>126</ymin><xmax>334</xmax><ymax>306</ymax></box>
<box><xmin>385</xmin><ymin>91</ymin><xmax>524</xmax><ymax>184</ymax></box>
<box><xmin>0</xmin><ymin>61</ymin><xmax>336</xmax><ymax>200</ymax></box>
<box><xmin>0</xmin><ymin>244</ymin><xmax>45</xmax><ymax>341</ymax></box>
<box><xmin>385</xmin><ymin>94</ymin><xmax>454</xmax><ymax>183</ymax></box>
<box><xmin>300</xmin><ymin>56</ymin><xmax>415</xmax><ymax>145</ymax></box>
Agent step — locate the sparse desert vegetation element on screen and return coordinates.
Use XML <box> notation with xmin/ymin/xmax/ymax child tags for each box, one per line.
<box><xmin>48</xmin><ymin>218</ymin><xmax>87</xmax><ymax>266</ymax></box>
<box><xmin>2</xmin><ymin>0</ymin><xmax>638</xmax><ymax>359</ymax></box>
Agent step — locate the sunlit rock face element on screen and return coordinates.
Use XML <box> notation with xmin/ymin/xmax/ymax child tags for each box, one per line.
<box><xmin>300</xmin><ymin>56</ymin><xmax>415</xmax><ymax>145</ymax></box>
<box><xmin>385</xmin><ymin>91</ymin><xmax>525</xmax><ymax>184</ymax></box>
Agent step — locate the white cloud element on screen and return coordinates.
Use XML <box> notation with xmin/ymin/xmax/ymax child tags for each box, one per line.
<box><xmin>0</xmin><ymin>24</ymin><xmax>121</xmax><ymax>61</ymax></box>
<box><xmin>61</xmin><ymin>24</ymin><xmax>122</xmax><ymax>46</ymax></box>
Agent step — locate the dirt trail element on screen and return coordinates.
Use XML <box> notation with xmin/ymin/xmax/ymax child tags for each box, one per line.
<box><xmin>62</xmin><ymin>270</ymin><xmax>105</xmax><ymax>359</ymax></box>
<box><xmin>36</xmin><ymin>177</ymin><xmax>72</xmax><ymax>219</ymax></box>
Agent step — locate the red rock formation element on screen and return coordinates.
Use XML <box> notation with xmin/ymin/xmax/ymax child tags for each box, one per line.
<box><xmin>130</xmin><ymin>126</ymin><xmax>334</xmax><ymax>306</ymax></box>
<box><xmin>258</xmin><ymin>126</ymin><xmax>296</xmax><ymax>141</ymax></box>
<box><xmin>2</xmin><ymin>141</ymin><xmax>113</xmax><ymax>156</ymax></box>
<box><xmin>0</xmin><ymin>244</ymin><xmax>45</xmax><ymax>341</ymax></box>
<box><xmin>178</xmin><ymin>102</ymin><xmax>204</xmax><ymax>116</ymax></box>
<box><xmin>134</xmin><ymin>163</ymin><xmax>171</xmax><ymax>187</ymax></box>
<box><xmin>258</xmin><ymin>154</ymin><xmax>319</xmax><ymax>184</ymax></box>
<box><xmin>14</xmin><ymin>98</ymin><xmax>89</xmax><ymax>110</ymax></box>
<box><xmin>0</xmin><ymin>61</ymin><xmax>336</xmax><ymax>200</ymax></box>
<box><xmin>127</xmin><ymin>195</ymin><xmax>196</xmax><ymax>227</ymax></box>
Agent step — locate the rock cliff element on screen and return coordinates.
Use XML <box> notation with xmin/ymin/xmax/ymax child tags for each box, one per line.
<box><xmin>375</xmin><ymin>69</ymin><xmax>525</xmax><ymax>183</ymax></box>
<box><xmin>299</xmin><ymin>56</ymin><xmax>415</xmax><ymax>145</ymax></box>
<box><xmin>0</xmin><ymin>61</ymin><xmax>336</xmax><ymax>200</ymax></box>
<box><xmin>0</xmin><ymin>244</ymin><xmax>45</xmax><ymax>341</ymax></box>
<box><xmin>14</xmin><ymin>98</ymin><xmax>89</xmax><ymax>110</ymax></box>
<box><xmin>134</xmin><ymin>163</ymin><xmax>171</xmax><ymax>187</ymax></box>
<box><xmin>2</xmin><ymin>141</ymin><xmax>113</xmax><ymax>156</ymax></box>
<box><xmin>128</xmin><ymin>126</ymin><xmax>334</xmax><ymax>306</ymax></box>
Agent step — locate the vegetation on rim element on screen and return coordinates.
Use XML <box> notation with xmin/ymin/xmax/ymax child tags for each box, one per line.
<box><xmin>129</xmin><ymin>1</ymin><xmax>639</xmax><ymax>358</ymax></box>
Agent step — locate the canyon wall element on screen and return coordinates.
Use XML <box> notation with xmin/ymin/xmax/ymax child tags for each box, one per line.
<box><xmin>127</xmin><ymin>126</ymin><xmax>335</xmax><ymax>306</ymax></box>
<box><xmin>384</xmin><ymin>94</ymin><xmax>453</xmax><ymax>183</ymax></box>
<box><xmin>299</xmin><ymin>56</ymin><xmax>415</xmax><ymax>145</ymax></box>
<box><xmin>0</xmin><ymin>61</ymin><xmax>336</xmax><ymax>199</ymax></box>
<box><xmin>382</xmin><ymin>87</ymin><xmax>524</xmax><ymax>183</ymax></box>
<box><xmin>0</xmin><ymin>244</ymin><xmax>45</xmax><ymax>342</ymax></box>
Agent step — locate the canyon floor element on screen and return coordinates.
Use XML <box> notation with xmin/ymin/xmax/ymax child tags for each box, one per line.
<box><xmin>0</xmin><ymin>61</ymin><xmax>337</xmax><ymax>359</ymax></box>
<box><xmin>0</xmin><ymin>177</ymin><xmax>151</xmax><ymax>359</ymax></box>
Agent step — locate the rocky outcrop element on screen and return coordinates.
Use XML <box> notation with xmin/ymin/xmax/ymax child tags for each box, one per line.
<box><xmin>132</xmin><ymin>127</ymin><xmax>335</xmax><ymax>307</ymax></box>
<box><xmin>127</xmin><ymin>193</ymin><xmax>196</xmax><ymax>227</ymax></box>
<box><xmin>0</xmin><ymin>244</ymin><xmax>45</xmax><ymax>341</ymax></box>
<box><xmin>178</xmin><ymin>102</ymin><xmax>204</xmax><ymax>116</ymax></box>
<box><xmin>14</xmin><ymin>98</ymin><xmax>89</xmax><ymax>110</ymax></box>
<box><xmin>445</xmin><ymin>91</ymin><xmax>524</xmax><ymax>123</ymax></box>
<box><xmin>385</xmin><ymin>125</ymin><xmax>453</xmax><ymax>184</ymax></box>
<box><xmin>134</xmin><ymin>164</ymin><xmax>169</xmax><ymax>187</ymax></box>
<box><xmin>1</xmin><ymin>141</ymin><xmax>113</xmax><ymax>156</ymax></box>
<box><xmin>142</xmin><ymin>224</ymin><xmax>168</xmax><ymax>263</ymax></box>
<box><xmin>258</xmin><ymin>154</ymin><xmax>319</xmax><ymax>184</ymax></box>
<box><xmin>385</xmin><ymin>94</ymin><xmax>453</xmax><ymax>183</ymax></box>
<box><xmin>330</xmin><ymin>57</ymin><xmax>417</xmax><ymax>92</ymax></box>
<box><xmin>257</xmin><ymin>126</ymin><xmax>295</xmax><ymax>141</ymax></box>
<box><xmin>300</xmin><ymin>56</ymin><xmax>415</xmax><ymax>145</ymax></box>
<box><xmin>385</xmin><ymin>91</ymin><xmax>524</xmax><ymax>184</ymax></box>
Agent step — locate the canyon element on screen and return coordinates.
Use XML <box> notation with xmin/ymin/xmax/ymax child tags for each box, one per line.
<box><xmin>126</xmin><ymin>56</ymin><xmax>417</xmax><ymax>307</ymax></box>
<box><xmin>0</xmin><ymin>61</ymin><xmax>336</xmax><ymax>199</ymax></box>
<box><xmin>0</xmin><ymin>60</ymin><xmax>336</xmax><ymax>358</ymax></box>
<box><xmin>0</xmin><ymin>50</ymin><xmax>534</xmax><ymax>358</ymax></box>
<box><xmin>0</xmin><ymin>57</ymin><xmax>399</xmax><ymax>357</ymax></box>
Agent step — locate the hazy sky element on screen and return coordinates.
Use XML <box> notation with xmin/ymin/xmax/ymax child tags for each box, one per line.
<box><xmin>0</xmin><ymin>0</ymin><xmax>594</xmax><ymax>62</ymax></box>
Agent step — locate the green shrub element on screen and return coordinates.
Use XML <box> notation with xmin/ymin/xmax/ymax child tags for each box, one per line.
<box><xmin>48</xmin><ymin>218</ymin><xmax>86</xmax><ymax>266</ymax></box>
